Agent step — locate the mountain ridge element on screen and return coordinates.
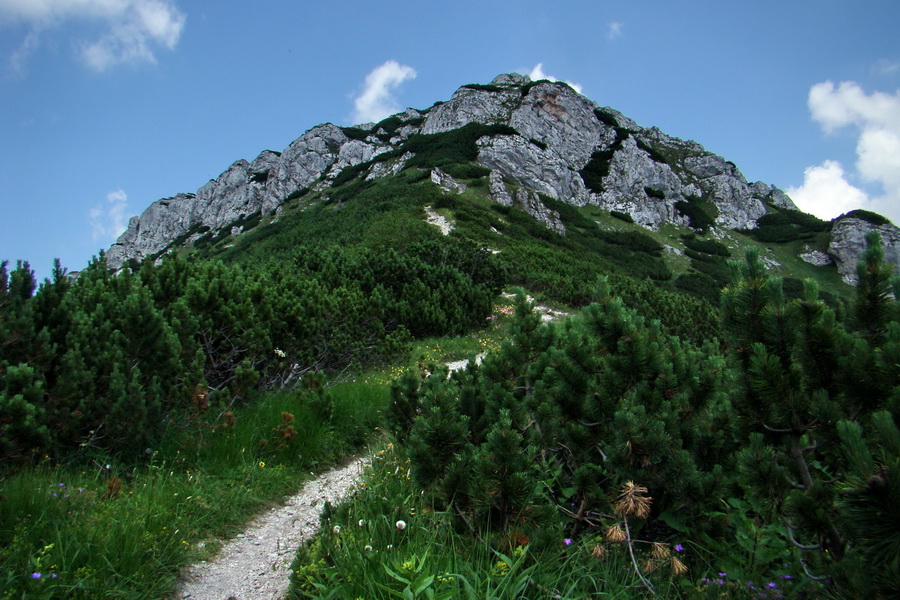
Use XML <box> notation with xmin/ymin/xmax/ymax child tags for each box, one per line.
<box><xmin>106</xmin><ymin>72</ymin><xmax>898</xmax><ymax>283</ymax></box>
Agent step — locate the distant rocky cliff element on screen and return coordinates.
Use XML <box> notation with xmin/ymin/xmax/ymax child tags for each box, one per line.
<box><xmin>107</xmin><ymin>73</ymin><xmax>899</xmax><ymax>278</ymax></box>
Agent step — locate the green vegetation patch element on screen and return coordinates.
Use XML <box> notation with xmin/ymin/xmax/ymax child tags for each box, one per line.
<box><xmin>461</xmin><ymin>83</ymin><xmax>505</xmax><ymax>93</ymax></box>
<box><xmin>674</xmin><ymin>195</ymin><xmax>717</xmax><ymax>232</ymax></box>
<box><xmin>579</xmin><ymin>123</ymin><xmax>630</xmax><ymax>194</ymax></box>
<box><xmin>636</xmin><ymin>138</ymin><xmax>669</xmax><ymax>164</ymax></box>
<box><xmin>610</xmin><ymin>210</ymin><xmax>634</xmax><ymax>223</ymax></box>
<box><xmin>402</xmin><ymin>123</ymin><xmax>518</xmax><ymax>169</ymax></box>
<box><xmin>644</xmin><ymin>186</ymin><xmax>666</xmax><ymax>200</ymax></box>
<box><xmin>743</xmin><ymin>207</ymin><xmax>830</xmax><ymax>243</ymax></box>
<box><xmin>442</xmin><ymin>162</ymin><xmax>491</xmax><ymax>180</ymax></box>
<box><xmin>594</xmin><ymin>108</ymin><xmax>620</xmax><ymax>129</ymax></box>
<box><xmin>840</xmin><ymin>209</ymin><xmax>892</xmax><ymax>227</ymax></box>
<box><xmin>339</xmin><ymin>126</ymin><xmax>371</xmax><ymax>141</ymax></box>
<box><xmin>674</xmin><ymin>233</ymin><xmax>731</xmax><ymax>303</ymax></box>
<box><xmin>0</xmin><ymin>381</ymin><xmax>389</xmax><ymax>599</ymax></box>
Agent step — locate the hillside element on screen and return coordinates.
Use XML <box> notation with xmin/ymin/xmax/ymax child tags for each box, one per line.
<box><xmin>2</xmin><ymin>73</ymin><xmax>899</xmax><ymax>599</ymax></box>
<box><xmin>106</xmin><ymin>72</ymin><xmax>898</xmax><ymax>294</ymax></box>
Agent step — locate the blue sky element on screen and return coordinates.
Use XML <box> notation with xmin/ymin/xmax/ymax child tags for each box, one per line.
<box><xmin>1</xmin><ymin>0</ymin><xmax>899</xmax><ymax>280</ymax></box>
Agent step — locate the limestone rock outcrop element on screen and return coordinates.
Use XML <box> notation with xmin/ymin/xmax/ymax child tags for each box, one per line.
<box><xmin>827</xmin><ymin>216</ymin><xmax>900</xmax><ymax>284</ymax></box>
<box><xmin>517</xmin><ymin>189</ymin><xmax>565</xmax><ymax>234</ymax></box>
<box><xmin>108</xmin><ymin>124</ymin><xmax>386</xmax><ymax>268</ymax></box>
<box><xmin>430</xmin><ymin>168</ymin><xmax>467</xmax><ymax>194</ymax></box>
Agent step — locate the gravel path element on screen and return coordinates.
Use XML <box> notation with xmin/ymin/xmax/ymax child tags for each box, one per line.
<box><xmin>176</xmin><ymin>456</ymin><xmax>368</xmax><ymax>600</ymax></box>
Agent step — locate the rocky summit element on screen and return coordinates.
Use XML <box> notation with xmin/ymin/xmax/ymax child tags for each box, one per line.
<box><xmin>106</xmin><ymin>73</ymin><xmax>898</xmax><ymax>278</ymax></box>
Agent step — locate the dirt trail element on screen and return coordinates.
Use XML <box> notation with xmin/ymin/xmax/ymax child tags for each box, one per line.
<box><xmin>176</xmin><ymin>456</ymin><xmax>368</xmax><ymax>600</ymax></box>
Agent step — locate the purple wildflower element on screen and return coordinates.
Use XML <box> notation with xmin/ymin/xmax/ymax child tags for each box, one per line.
<box><xmin>31</xmin><ymin>573</ymin><xmax>41</xmax><ymax>579</ymax></box>
<box><xmin>718</xmin><ymin>572</ymin><xmax>728</xmax><ymax>577</ymax></box>
<box><xmin>674</xmin><ymin>544</ymin><xmax>684</xmax><ymax>552</ymax></box>
<box><xmin>767</xmin><ymin>582</ymin><xmax>778</xmax><ymax>589</ymax></box>
<box><xmin>564</xmin><ymin>538</ymin><xmax>573</xmax><ymax>546</ymax></box>
<box><xmin>50</xmin><ymin>573</ymin><xmax>58</xmax><ymax>579</ymax></box>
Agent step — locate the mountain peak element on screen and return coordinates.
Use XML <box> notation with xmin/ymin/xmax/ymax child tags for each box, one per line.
<box><xmin>106</xmin><ymin>73</ymin><xmax>898</xmax><ymax>282</ymax></box>
<box><xmin>489</xmin><ymin>73</ymin><xmax>531</xmax><ymax>87</ymax></box>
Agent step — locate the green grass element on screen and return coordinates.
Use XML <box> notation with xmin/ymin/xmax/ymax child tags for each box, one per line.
<box><xmin>0</xmin><ymin>382</ymin><xmax>390</xmax><ymax>599</ymax></box>
<box><xmin>287</xmin><ymin>442</ymin><xmax>685</xmax><ymax>599</ymax></box>
<box><xmin>348</xmin><ymin>296</ymin><xmax>516</xmax><ymax>386</ymax></box>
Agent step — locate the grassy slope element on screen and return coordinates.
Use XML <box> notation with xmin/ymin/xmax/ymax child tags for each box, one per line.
<box><xmin>0</xmin><ymin>383</ymin><xmax>389</xmax><ymax>599</ymax></box>
<box><xmin>207</xmin><ymin>162</ymin><xmax>849</xmax><ymax>306</ymax></box>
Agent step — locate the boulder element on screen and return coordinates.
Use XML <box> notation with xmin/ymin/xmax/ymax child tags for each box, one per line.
<box><xmin>828</xmin><ymin>217</ymin><xmax>900</xmax><ymax>284</ymax></box>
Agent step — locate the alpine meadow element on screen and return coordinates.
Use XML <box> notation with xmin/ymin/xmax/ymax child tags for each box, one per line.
<box><xmin>2</xmin><ymin>73</ymin><xmax>899</xmax><ymax>599</ymax></box>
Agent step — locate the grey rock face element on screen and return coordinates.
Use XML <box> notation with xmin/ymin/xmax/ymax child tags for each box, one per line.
<box><xmin>828</xmin><ymin>217</ymin><xmax>900</xmax><ymax>284</ymax></box>
<box><xmin>594</xmin><ymin>136</ymin><xmax>684</xmax><ymax>227</ymax></box>
<box><xmin>430</xmin><ymin>168</ymin><xmax>467</xmax><ymax>194</ymax></box>
<box><xmin>106</xmin><ymin>72</ymin><xmax>831</xmax><ymax>274</ymax></box>
<box><xmin>800</xmin><ymin>246</ymin><xmax>834</xmax><ymax>267</ymax></box>
<box><xmin>477</xmin><ymin>134</ymin><xmax>591</xmax><ymax>205</ymax></box>
<box><xmin>366</xmin><ymin>152</ymin><xmax>412</xmax><ymax>181</ymax></box>
<box><xmin>681</xmin><ymin>153</ymin><xmax>768</xmax><ymax>229</ymax></box>
<box><xmin>106</xmin><ymin>193</ymin><xmax>197</xmax><ymax>267</ymax></box>
<box><xmin>510</xmin><ymin>82</ymin><xmax>603</xmax><ymax>166</ymax></box>
<box><xmin>107</xmin><ymin>124</ymin><xmax>384</xmax><ymax>270</ymax></box>
<box><xmin>491</xmin><ymin>73</ymin><xmax>530</xmax><ymax>87</ymax></box>
<box><xmin>421</xmin><ymin>85</ymin><xmax>521</xmax><ymax>134</ymax></box>
<box><xmin>489</xmin><ymin>171</ymin><xmax>514</xmax><ymax>207</ymax></box>
<box><xmin>751</xmin><ymin>182</ymin><xmax>798</xmax><ymax>210</ymax></box>
<box><xmin>517</xmin><ymin>189</ymin><xmax>565</xmax><ymax>234</ymax></box>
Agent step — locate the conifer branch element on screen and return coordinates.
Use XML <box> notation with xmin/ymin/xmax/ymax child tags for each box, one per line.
<box><xmin>761</xmin><ymin>422</ymin><xmax>792</xmax><ymax>434</ymax></box>
<box><xmin>799</xmin><ymin>558</ymin><xmax>829</xmax><ymax>582</ymax></box>
<box><xmin>785</xmin><ymin>523</ymin><xmax>820</xmax><ymax>550</ymax></box>
<box><xmin>787</xmin><ymin>477</ymin><xmax>807</xmax><ymax>490</ymax></box>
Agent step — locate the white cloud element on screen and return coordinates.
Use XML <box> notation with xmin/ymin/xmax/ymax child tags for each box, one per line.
<box><xmin>873</xmin><ymin>58</ymin><xmax>900</xmax><ymax>76</ymax></box>
<box><xmin>786</xmin><ymin>160</ymin><xmax>870</xmax><ymax>220</ymax></box>
<box><xmin>808</xmin><ymin>80</ymin><xmax>900</xmax><ymax>134</ymax></box>
<box><xmin>351</xmin><ymin>61</ymin><xmax>417</xmax><ymax>125</ymax></box>
<box><xmin>91</xmin><ymin>188</ymin><xmax>129</xmax><ymax>242</ymax></box>
<box><xmin>0</xmin><ymin>0</ymin><xmax>128</xmax><ymax>22</ymax></box>
<box><xmin>0</xmin><ymin>0</ymin><xmax>185</xmax><ymax>72</ymax></box>
<box><xmin>607</xmin><ymin>21</ymin><xmax>623</xmax><ymax>41</ymax></box>
<box><xmin>528</xmin><ymin>63</ymin><xmax>583</xmax><ymax>94</ymax></box>
<box><xmin>790</xmin><ymin>81</ymin><xmax>900</xmax><ymax>225</ymax></box>
<box><xmin>8</xmin><ymin>28</ymin><xmax>39</xmax><ymax>75</ymax></box>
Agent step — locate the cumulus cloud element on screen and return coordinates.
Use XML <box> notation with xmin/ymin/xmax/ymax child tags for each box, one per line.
<box><xmin>607</xmin><ymin>21</ymin><xmax>623</xmax><ymax>41</ymax></box>
<box><xmin>787</xmin><ymin>161</ymin><xmax>869</xmax><ymax>219</ymax></box>
<box><xmin>351</xmin><ymin>61</ymin><xmax>417</xmax><ymax>125</ymax></box>
<box><xmin>0</xmin><ymin>0</ymin><xmax>185</xmax><ymax>72</ymax></box>
<box><xmin>90</xmin><ymin>188</ymin><xmax>129</xmax><ymax>242</ymax></box>
<box><xmin>789</xmin><ymin>81</ymin><xmax>900</xmax><ymax>225</ymax></box>
<box><xmin>528</xmin><ymin>63</ymin><xmax>583</xmax><ymax>94</ymax></box>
